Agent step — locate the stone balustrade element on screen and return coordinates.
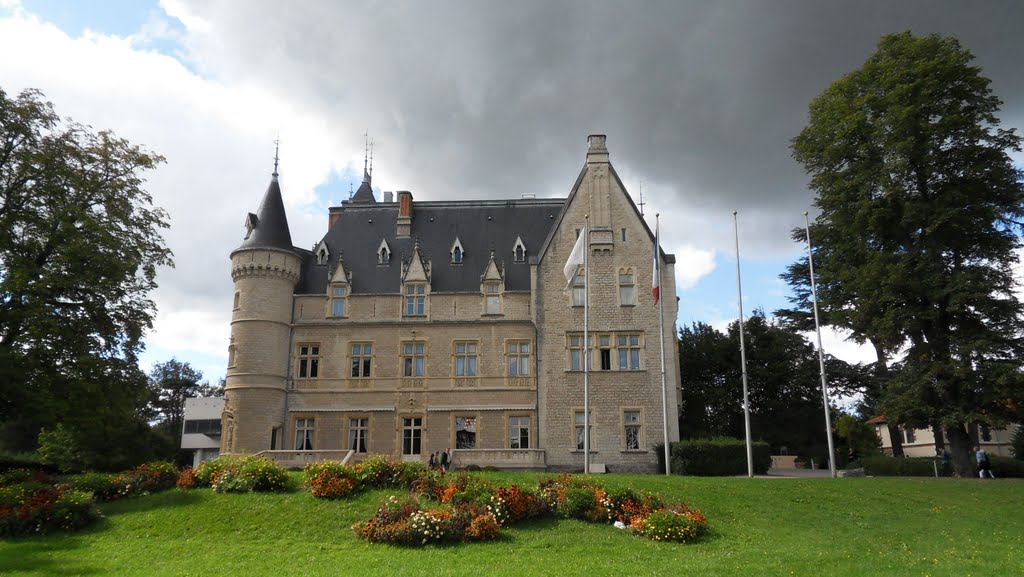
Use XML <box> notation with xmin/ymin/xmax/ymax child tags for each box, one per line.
<box><xmin>452</xmin><ymin>448</ymin><xmax>547</xmax><ymax>471</ymax></box>
<box><xmin>252</xmin><ymin>449</ymin><xmax>355</xmax><ymax>468</ymax></box>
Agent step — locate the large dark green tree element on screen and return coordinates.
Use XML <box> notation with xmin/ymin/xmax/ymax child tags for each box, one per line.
<box><xmin>148</xmin><ymin>358</ymin><xmax>219</xmax><ymax>451</ymax></box>
<box><xmin>0</xmin><ymin>87</ymin><xmax>172</xmax><ymax>464</ymax></box>
<box><xmin>678</xmin><ymin>313</ymin><xmax>871</xmax><ymax>463</ymax></box>
<box><xmin>784</xmin><ymin>32</ymin><xmax>1024</xmax><ymax>476</ymax></box>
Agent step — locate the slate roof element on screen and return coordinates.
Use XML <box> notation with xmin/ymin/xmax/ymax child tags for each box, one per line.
<box><xmin>350</xmin><ymin>171</ymin><xmax>376</xmax><ymax>204</ymax></box>
<box><xmin>296</xmin><ymin>198</ymin><xmax>565</xmax><ymax>295</ymax></box>
<box><xmin>234</xmin><ymin>175</ymin><xmax>295</xmax><ymax>253</ymax></box>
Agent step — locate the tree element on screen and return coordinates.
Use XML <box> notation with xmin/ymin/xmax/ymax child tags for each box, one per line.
<box><xmin>833</xmin><ymin>414</ymin><xmax>881</xmax><ymax>464</ymax></box>
<box><xmin>678</xmin><ymin>312</ymin><xmax>872</xmax><ymax>463</ymax></box>
<box><xmin>149</xmin><ymin>358</ymin><xmax>218</xmax><ymax>449</ymax></box>
<box><xmin>785</xmin><ymin>32</ymin><xmax>1024</xmax><ymax>476</ymax></box>
<box><xmin>0</xmin><ymin>86</ymin><xmax>172</xmax><ymax>462</ymax></box>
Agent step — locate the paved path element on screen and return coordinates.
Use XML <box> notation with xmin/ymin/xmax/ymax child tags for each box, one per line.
<box><xmin>764</xmin><ymin>467</ymin><xmax>837</xmax><ymax>478</ymax></box>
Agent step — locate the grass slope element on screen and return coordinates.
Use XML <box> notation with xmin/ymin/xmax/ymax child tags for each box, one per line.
<box><xmin>2</xmin><ymin>473</ymin><xmax>1022</xmax><ymax>577</ymax></box>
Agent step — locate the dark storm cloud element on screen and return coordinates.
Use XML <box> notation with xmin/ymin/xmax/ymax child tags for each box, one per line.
<box><xmin>179</xmin><ymin>0</ymin><xmax>1024</xmax><ymax>256</ymax></box>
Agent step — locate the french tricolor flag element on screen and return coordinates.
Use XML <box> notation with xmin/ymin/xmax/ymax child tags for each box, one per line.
<box><xmin>652</xmin><ymin>220</ymin><xmax>660</xmax><ymax>305</ymax></box>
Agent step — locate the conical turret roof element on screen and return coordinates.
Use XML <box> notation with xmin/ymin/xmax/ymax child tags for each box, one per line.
<box><xmin>351</xmin><ymin>170</ymin><xmax>376</xmax><ymax>204</ymax></box>
<box><xmin>236</xmin><ymin>174</ymin><xmax>295</xmax><ymax>252</ymax></box>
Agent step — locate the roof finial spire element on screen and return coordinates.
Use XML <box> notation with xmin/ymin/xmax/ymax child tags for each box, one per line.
<box><xmin>637</xmin><ymin>178</ymin><xmax>646</xmax><ymax>216</ymax></box>
<box><xmin>272</xmin><ymin>135</ymin><xmax>281</xmax><ymax>179</ymax></box>
<box><xmin>362</xmin><ymin>131</ymin><xmax>371</xmax><ymax>184</ymax></box>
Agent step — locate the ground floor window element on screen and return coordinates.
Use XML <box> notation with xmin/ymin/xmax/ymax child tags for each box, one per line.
<box><xmin>403</xmin><ymin>417</ymin><xmax>423</xmax><ymax>456</ymax></box>
<box><xmin>575</xmin><ymin>411</ymin><xmax>592</xmax><ymax>451</ymax></box>
<box><xmin>509</xmin><ymin>416</ymin><xmax>530</xmax><ymax>449</ymax></box>
<box><xmin>349</xmin><ymin>418</ymin><xmax>368</xmax><ymax>453</ymax></box>
<box><xmin>295</xmin><ymin>418</ymin><xmax>314</xmax><ymax>450</ymax></box>
<box><xmin>456</xmin><ymin>416</ymin><xmax>477</xmax><ymax>449</ymax></box>
<box><xmin>624</xmin><ymin>411</ymin><xmax>641</xmax><ymax>450</ymax></box>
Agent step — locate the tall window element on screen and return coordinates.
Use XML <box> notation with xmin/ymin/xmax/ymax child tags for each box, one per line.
<box><xmin>618</xmin><ymin>334</ymin><xmax>641</xmax><ymax>370</ymax></box>
<box><xmin>572</xmin><ymin>271</ymin><xmax>586</xmax><ymax>307</ymax></box>
<box><xmin>508</xmin><ymin>341</ymin><xmax>530</xmax><ymax>376</ymax></box>
<box><xmin>452</xmin><ymin>246</ymin><xmax>463</xmax><ymax>264</ymax></box>
<box><xmin>515</xmin><ymin>245</ymin><xmax>525</xmax><ymax>262</ymax></box>
<box><xmin>509</xmin><ymin>416</ymin><xmax>530</xmax><ymax>449</ymax></box>
<box><xmin>484</xmin><ymin>283</ymin><xmax>501</xmax><ymax>314</ymax></box>
<box><xmin>331</xmin><ymin>286</ymin><xmax>348</xmax><ymax>317</ymax></box>
<box><xmin>233</xmin><ymin>291</ymin><xmax>240</xmax><ymax>309</ymax></box>
<box><xmin>402</xmin><ymin>341</ymin><xmax>425</xmax><ymax>377</ymax></box>
<box><xmin>456</xmin><ymin>416</ymin><xmax>477</xmax><ymax>449</ymax></box>
<box><xmin>405</xmin><ymin>284</ymin><xmax>426</xmax><ymax>316</ymax></box>
<box><xmin>569</xmin><ymin>335</ymin><xmax>585</xmax><ymax>371</ymax></box>
<box><xmin>402</xmin><ymin>417</ymin><xmax>422</xmax><ymax>456</ymax></box>
<box><xmin>598</xmin><ymin>335</ymin><xmax>612</xmax><ymax>371</ymax></box>
<box><xmin>902</xmin><ymin>428</ymin><xmax>916</xmax><ymax>444</ymax></box>
<box><xmin>298</xmin><ymin>344</ymin><xmax>319</xmax><ymax>378</ymax></box>
<box><xmin>624</xmin><ymin>411</ymin><xmax>641</xmax><ymax>450</ymax></box>
<box><xmin>575</xmin><ymin>411</ymin><xmax>591</xmax><ymax>451</ymax></box>
<box><xmin>350</xmin><ymin>343</ymin><xmax>372</xmax><ymax>378</ymax></box>
<box><xmin>349</xmin><ymin>418</ymin><xmax>368</xmax><ymax>453</ymax></box>
<box><xmin>454</xmin><ymin>341</ymin><xmax>478</xmax><ymax>376</ymax></box>
<box><xmin>295</xmin><ymin>418</ymin><xmax>314</xmax><ymax>450</ymax></box>
<box><xmin>619</xmin><ymin>269</ymin><xmax>635</xmax><ymax>305</ymax></box>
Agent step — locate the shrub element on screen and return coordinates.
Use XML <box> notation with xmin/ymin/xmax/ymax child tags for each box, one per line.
<box><xmin>305</xmin><ymin>462</ymin><xmax>360</xmax><ymax>499</ymax></box>
<box><xmin>560</xmin><ymin>487</ymin><xmax>598</xmax><ymax>520</ymax></box>
<box><xmin>0</xmin><ymin>485</ymin><xmax>100</xmax><ymax>537</ymax></box>
<box><xmin>193</xmin><ymin>456</ymin><xmax>242</xmax><ymax>487</ymax></box>
<box><xmin>176</xmin><ymin>468</ymin><xmax>198</xmax><ymax>489</ymax></box>
<box><xmin>133</xmin><ymin>461</ymin><xmax>179</xmax><ymax>492</ymax></box>
<box><xmin>358</xmin><ymin>455</ymin><xmax>402</xmax><ymax>488</ymax></box>
<box><xmin>70</xmin><ymin>472</ymin><xmax>121</xmax><ymax>501</ymax></box>
<box><xmin>213</xmin><ymin>456</ymin><xmax>289</xmax><ymax>493</ymax></box>
<box><xmin>630</xmin><ymin>505</ymin><xmax>708</xmax><ymax>543</ymax></box>
<box><xmin>0</xmin><ymin>468</ymin><xmax>52</xmax><ymax>487</ymax></box>
<box><xmin>669</xmin><ymin>437</ymin><xmax>772</xmax><ymax>476</ymax></box>
<box><xmin>856</xmin><ymin>455</ymin><xmax>939</xmax><ymax>477</ymax></box>
<box><xmin>464</xmin><ymin>513</ymin><xmax>501</xmax><ymax>541</ymax></box>
<box><xmin>0</xmin><ymin>451</ymin><xmax>58</xmax><ymax>475</ymax></box>
<box><xmin>1010</xmin><ymin>426</ymin><xmax>1024</xmax><ymax>461</ymax></box>
<box><xmin>989</xmin><ymin>456</ymin><xmax>1024</xmax><ymax>478</ymax></box>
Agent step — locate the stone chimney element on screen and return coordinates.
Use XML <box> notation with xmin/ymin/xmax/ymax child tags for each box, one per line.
<box><xmin>586</xmin><ymin>134</ymin><xmax>609</xmax><ymax>164</ymax></box>
<box><xmin>383</xmin><ymin>191</ymin><xmax>394</xmax><ymax>203</ymax></box>
<box><xmin>397</xmin><ymin>190</ymin><xmax>413</xmax><ymax>237</ymax></box>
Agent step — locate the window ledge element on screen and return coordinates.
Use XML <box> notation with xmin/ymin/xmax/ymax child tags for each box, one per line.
<box><xmin>620</xmin><ymin>450</ymin><xmax>649</xmax><ymax>454</ymax></box>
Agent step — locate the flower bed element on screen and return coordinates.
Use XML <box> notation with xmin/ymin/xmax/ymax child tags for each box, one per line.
<box><xmin>1</xmin><ymin>469</ymin><xmax>100</xmax><ymax>537</ymax></box>
<box><xmin>339</xmin><ymin>462</ymin><xmax>708</xmax><ymax>546</ymax></box>
<box><xmin>183</xmin><ymin>456</ymin><xmax>290</xmax><ymax>493</ymax></box>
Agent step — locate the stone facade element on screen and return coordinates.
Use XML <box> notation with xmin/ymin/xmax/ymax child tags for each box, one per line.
<box><xmin>223</xmin><ymin>135</ymin><xmax>680</xmax><ymax>473</ymax></box>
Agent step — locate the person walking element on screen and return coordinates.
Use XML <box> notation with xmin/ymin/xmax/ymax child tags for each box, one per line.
<box><xmin>440</xmin><ymin>447</ymin><xmax>451</xmax><ymax>472</ymax></box>
<box><xmin>428</xmin><ymin>452</ymin><xmax>437</xmax><ymax>469</ymax></box>
<box><xmin>975</xmin><ymin>446</ymin><xmax>995</xmax><ymax>478</ymax></box>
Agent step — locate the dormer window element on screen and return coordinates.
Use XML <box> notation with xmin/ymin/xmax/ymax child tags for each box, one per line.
<box><xmin>451</xmin><ymin>237</ymin><xmax>465</xmax><ymax>264</ymax></box>
<box><xmin>378</xmin><ymin>238</ymin><xmax>391</xmax><ymax>265</ymax></box>
<box><xmin>315</xmin><ymin>241</ymin><xmax>329</xmax><ymax>265</ymax></box>
<box><xmin>513</xmin><ymin>236</ymin><xmax>527</xmax><ymax>263</ymax></box>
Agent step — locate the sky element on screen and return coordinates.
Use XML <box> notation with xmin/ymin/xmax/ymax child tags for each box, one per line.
<box><xmin>2</xmin><ymin>0</ymin><xmax>1023</xmax><ymax>384</ymax></box>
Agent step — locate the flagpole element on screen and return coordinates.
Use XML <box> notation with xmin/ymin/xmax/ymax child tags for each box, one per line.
<box><xmin>583</xmin><ymin>216</ymin><xmax>590</xmax><ymax>475</ymax></box>
<box><xmin>656</xmin><ymin>214</ymin><xmax>670</xmax><ymax>476</ymax></box>
<box><xmin>805</xmin><ymin>211</ymin><xmax>837</xmax><ymax>478</ymax></box>
<box><xmin>734</xmin><ymin>211</ymin><xmax>753</xmax><ymax>478</ymax></box>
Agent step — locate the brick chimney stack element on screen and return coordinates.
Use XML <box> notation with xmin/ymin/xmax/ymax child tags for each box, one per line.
<box><xmin>397</xmin><ymin>190</ymin><xmax>413</xmax><ymax>237</ymax></box>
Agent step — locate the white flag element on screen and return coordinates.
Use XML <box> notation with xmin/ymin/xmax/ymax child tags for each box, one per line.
<box><xmin>563</xmin><ymin>225</ymin><xmax>586</xmax><ymax>290</ymax></box>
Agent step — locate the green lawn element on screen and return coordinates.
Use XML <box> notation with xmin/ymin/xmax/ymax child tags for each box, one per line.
<box><xmin>2</xmin><ymin>473</ymin><xmax>1021</xmax><ymax>577</ymax></box>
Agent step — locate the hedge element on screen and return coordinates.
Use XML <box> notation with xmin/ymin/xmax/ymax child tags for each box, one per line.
<box><xmin>668</xmin><ymin>438</ymin><xmax>772</xmax><ymax>476</ymax></box>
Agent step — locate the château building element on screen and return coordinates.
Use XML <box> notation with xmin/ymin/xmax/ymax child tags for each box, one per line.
<box><xmin>222</xmin><ymin>135</ymin><xmax>680</xmax><ymax>472</ymax></box>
